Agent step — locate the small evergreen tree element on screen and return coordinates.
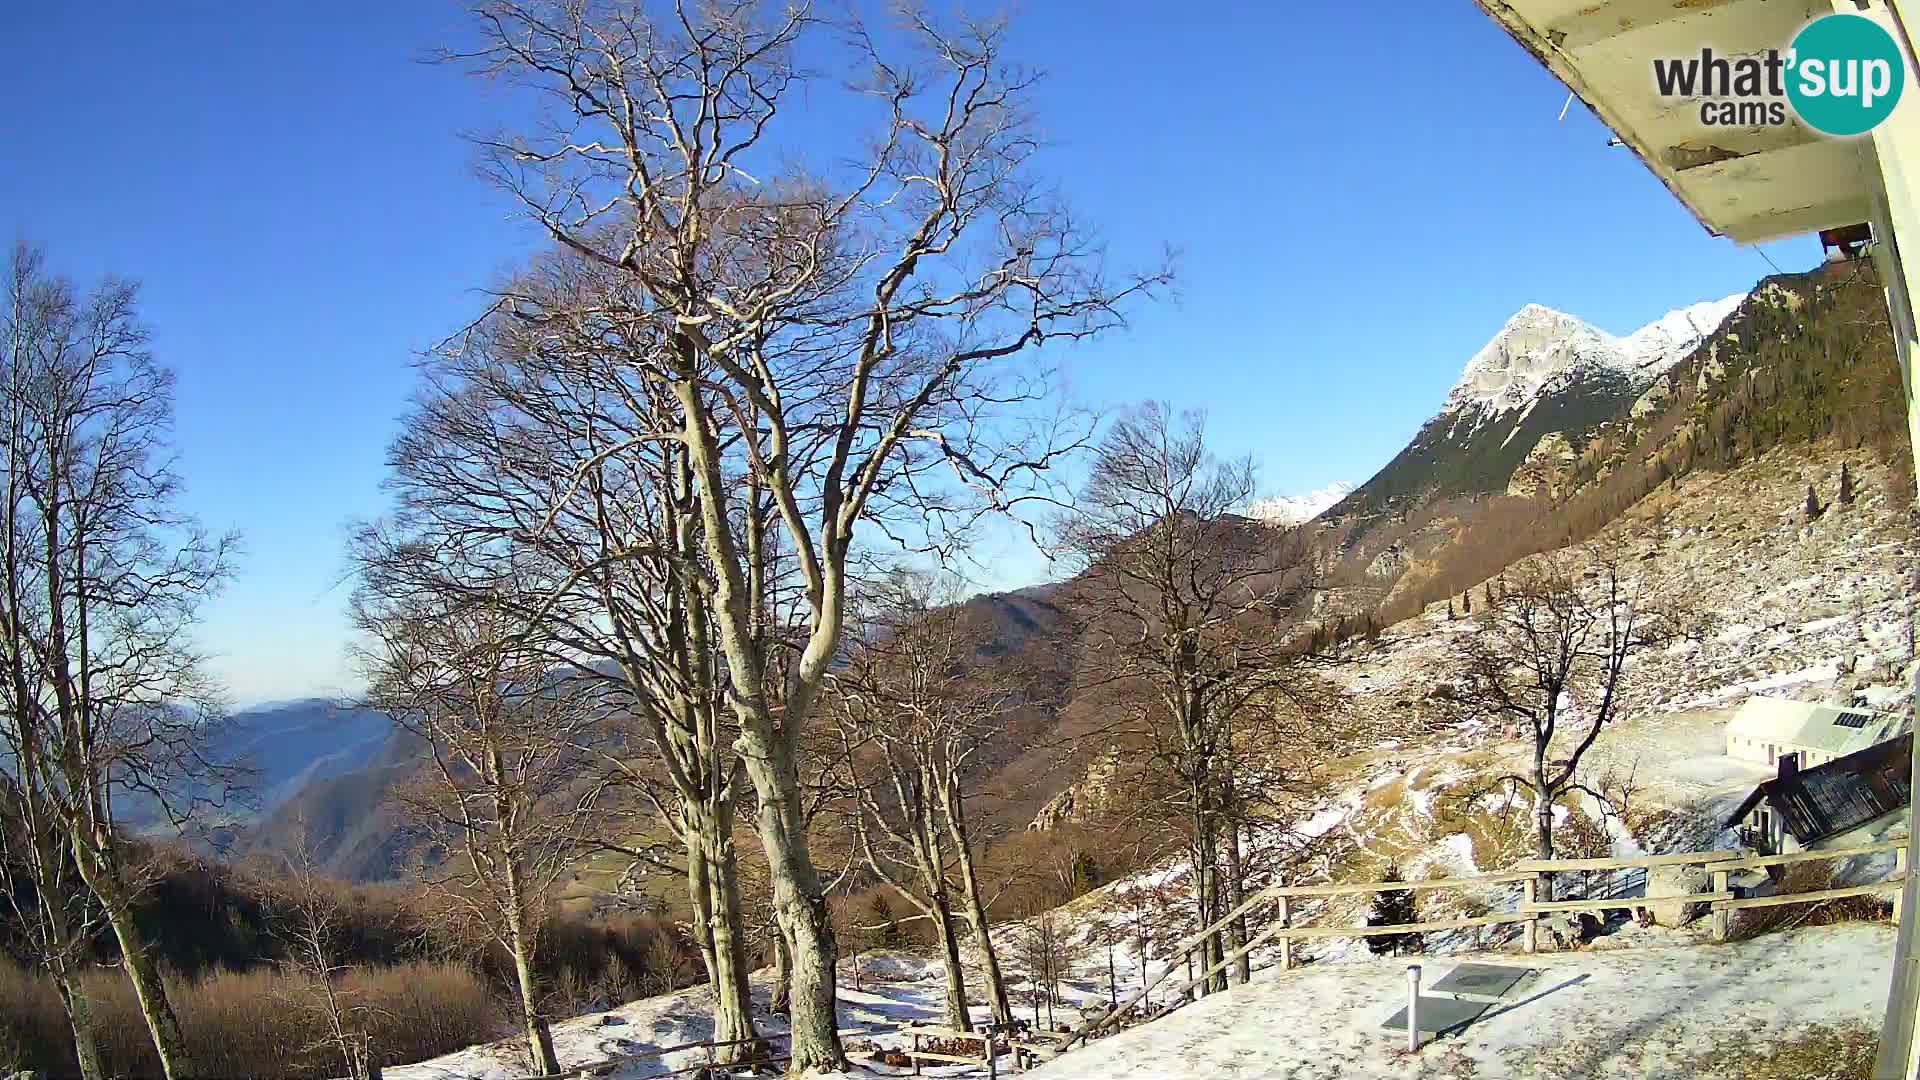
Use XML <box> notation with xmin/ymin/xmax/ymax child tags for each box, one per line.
<box><xmin>1839</xmin><ymin>462</ymin><xmax>1856</xmax><ymax>506</ymax></box>
<box><xmin>1805</xmin><ymin>483</ymin><xmax>1825</xmax><ymax>522</ymax></box>
<box><xmin>1461</xmin><ymin>590</ymin><xmax>1471</xmax><ymax>615</ymax></box>
<box><xmin>1447</xmin><ymin>599</ymin><xmax>1456</xmax><ymax>621</ymax></box>
<box><xmin>868</xmin><ymin>892</ymin><xmax>904</xmax><ymax>949</ymax></box>
<box><xmin>1365</xmin><ymin>867</ymin><xmax>1421</xmax><ymax>957</ymax></box>
<box><xmin>1070</xmin><ymin>849</ymin><xmax>1102</xmax><ymax>896</ymax></box>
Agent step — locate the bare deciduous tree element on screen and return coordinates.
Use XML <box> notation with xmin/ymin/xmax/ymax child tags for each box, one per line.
<box><xmin>0</xmin><ymin>775</ymin><xmax>104</xmax><ymax>1080</ymax></box>
<box><xmin>351</xmin><ymin>582</ymin><xmax>601</xmax><ymax>1077</ymax></box>
<box><xmin>369</xmin><ymin>251</ymin><xmax>776</xmax><ymax>1063</ymax></box>
<box><xmin>1009</xmin><ymin>909</ymin><xmax>1085</xmax><ymax>1031</ymax></box>
<box><xmin>444</xmin><ymin>3</ymin><xmax>1164</xmax><ymax>1066</ymax></box>
<box><xmin>260</xmin><ymin>825</ymin><xmax>387</xmax><ymax>1080</ymax></box>
<box><xmin>0</xmin><ymin>242</ymin><xmax>238</xmax><ymax>1080</ymax></box>
<box><xmin>832</xmin><ymin>571</ymin><xmax>1015</xmax><ymax>1031</ymax></box>
<box><xmin>1453</xmin><ymin>547</ymin><xmax>1693</xmax><ymax>899</ymax></box>
<box><xmin>1057</xmin><ymin>402</ymin><xmax>1328</xmax><ymax>994</ymax></box>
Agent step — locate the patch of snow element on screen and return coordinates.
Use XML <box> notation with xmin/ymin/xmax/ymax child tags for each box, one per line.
<box><xmin>1248</xmin><ymin>482</ymin><xmax>1355</xmax><ymax>525</ymax></box>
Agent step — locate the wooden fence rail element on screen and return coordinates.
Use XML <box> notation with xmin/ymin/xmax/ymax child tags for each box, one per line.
<box><xmin>899</xmin><ymin>1023</ymin><xmax>1066</xmax><ymax>1076</ymax></box>
<box><xmin>1066</xmin><ymin>838</ymin><xmax>1911</xmax><ymax>1051</ymax></box>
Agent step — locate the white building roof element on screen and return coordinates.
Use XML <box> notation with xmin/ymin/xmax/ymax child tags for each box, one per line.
<box><xmin>1473</xmin><ymin>0</ymin><xmax>1876</xmax><ymax>242</ymax></box>
<box><xmin>1727</xmin><ymin>695</ymin><xmax>1909</xmax><ymax>757</ymax></box>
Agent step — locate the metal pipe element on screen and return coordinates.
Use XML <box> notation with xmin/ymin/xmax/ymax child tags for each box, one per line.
<box><xmin>1407</xmin><ymin>965</ymin><xmax>1422</xmax><ymax>1053</ymax></box>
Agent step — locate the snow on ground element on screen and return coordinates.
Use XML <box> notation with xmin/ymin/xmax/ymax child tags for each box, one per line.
<box><xmin>1030</xmin><ymin>924</ymin><xmax>1895</xmax><ymax>1080</ymax></box>
<box><xmin>388</xmin><ymin>952</ymin><xmax>1015</xmax><ymax>1080</ymax></box>
<box><xmin>389</xmin><ymin>909</ymin><xmax>1900</xmax><ymax>1080</ymax></box>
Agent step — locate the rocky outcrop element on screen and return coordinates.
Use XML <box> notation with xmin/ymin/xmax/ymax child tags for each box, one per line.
<box><xmin>1028</xmin><ymin>749</ymin><xmax>1124</xmax><ymax>831</ymax></box>
<box><xmin>1506</xmin><ymin>432</ymin><xmax>1576</xmax><ymax>501</ymax></box>
<box><xmin>1630</xmin><ymin>374</ymin><xmax>1672</xmax><ymax>420</ymax></box>
<box><xmin>1366</xmin><ymin>544</ymin><xmax>1407</xmax><ymax>580</ymax></box>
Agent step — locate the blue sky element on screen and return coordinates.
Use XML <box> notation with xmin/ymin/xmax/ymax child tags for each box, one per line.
<box><xmin>0</xmin><ymin>3</ymin><xmax>1819</xmax><ymax>704</ymax></box>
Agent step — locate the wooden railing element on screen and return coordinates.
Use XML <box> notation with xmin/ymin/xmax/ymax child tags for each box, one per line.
<box><xmin>506</xmin><ymin>1024</ymin><xmax>901</xmax><ymax>1080</ymax></box>
<box><xmin>1704</xmin><ymin>839</ymin><xmax>1910</xmax><ymax>939</ymax></box>
<box><xmin>1067</xmin><ymin>839</ymin><xmax>1909</xmax><ymax>1048</ymax></box>
<box><xmin>897</xmin><ymin>1024</ymin><xmax>1068</xmax><ymax>1076</ymax></box>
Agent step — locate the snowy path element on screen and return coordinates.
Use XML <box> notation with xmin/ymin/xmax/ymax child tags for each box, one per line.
<box><xmin>1028</xmin><ymin>924</ymin><xmax>1894</xmax><ymax>1080</ymax></box>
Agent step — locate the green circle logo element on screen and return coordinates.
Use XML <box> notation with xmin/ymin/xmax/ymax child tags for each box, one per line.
<box><xmin>1787</xmin><ymin>14</ymin><xmax>1905</xmax><ymax>136</ymax></box>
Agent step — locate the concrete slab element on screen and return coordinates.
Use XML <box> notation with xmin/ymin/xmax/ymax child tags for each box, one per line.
<box><xmin>1379</xmin><ymin>995</ymin><xmax>1491</xmax><ymax>1037</ymax></box>
<box><xmin>1429</xmin><ymin>962</ymin><xmax>1533</xmax><ymax>1003</ymax></box>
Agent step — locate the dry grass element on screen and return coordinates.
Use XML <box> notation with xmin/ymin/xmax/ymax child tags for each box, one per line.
<box><xmin>1730</xmin><ymin>862</ymin><xmax>1893</xmax><ymax>942</ymax></box>
<box><xmin>0</xmin><ymin>957</ymin><xmax>499</xmax><ymax>1078</ymax></box>
<box><xmin>1684</xmin><ymin>1021</ymin><xmax>1877</xmax><ymax>1080</ymax></box>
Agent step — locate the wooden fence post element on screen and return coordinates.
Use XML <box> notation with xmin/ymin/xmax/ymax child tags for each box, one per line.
<box><xmin>912</xmin><ymin>1032</ymin><xmax>922</xmax><ymax>1076</ymax></box>
<box><xmin>985</xmin><ymin>1032</ymin><xmax>997</xmax><ymax>1080</ymax></box>
<box><xmin>1898</xmin><ymin>847</ymin><xmax>1909</xmax><ymax>923</ymax></box>
<box><xmin>1522</xmin><ymin>877</ymin><xmax>1537</xmax><ymax>954</ymax></box>
<box><xmin>1712</xmin><ymin>869</ymin><xmax>1730</xmax><ymax>943</ymax></box>
<box><xmin>1278</xmin><ymin>895</ymin><xmax>1293</xmax><ymax>971</ymax></box>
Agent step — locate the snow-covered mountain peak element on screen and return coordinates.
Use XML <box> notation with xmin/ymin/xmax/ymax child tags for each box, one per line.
<box><xmin>1616</xmin><ymin>294</ymin><xmax>1746</xmax><ymax>375</ymax></box>
<box><xmin>1446</xmin><ymin>292</ymin><xmax>1745</xmax><ymax>415</ymax></box>
<box><xmin>1248</xmin><ymin>481</ymin><xmax>1355</xmax><ymax>525</ymax></box>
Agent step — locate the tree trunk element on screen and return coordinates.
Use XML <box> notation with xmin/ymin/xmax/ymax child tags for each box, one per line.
<box><xmin>948</xmin><ymin>792</ymin><xmax>1012</xmax><ymax>1025</ymax></box>
<box><xmin>502</xmin><ymin>864</ymin><xmax>560</xmax><ymax>1078</ymax></box>
<box><xmin>737</xmin><ymin>751</ymin><xmax>843</xmax><ymax>1071</ymax></box>
<box><xmin>1224</xmin><ymin>819</ymin><xmax>1250</xmax><ymax>986</ymax></box>
<box><xmin>770</xmin><ymin>928</ymin><xmax>792</xmax><ymax>1015</ymax></box>
<box><xmin>24</xmin><ymin>835</ymin><xmax>104</xmax><ymax>1080</ymax></box>
<box><xmin>686</xmin><ymin>841</ymin><xmax>720</xmax><ymax>996</ymax></box>
<box><xmin>1191</xmin><ymin>815</ymin><xmax>1224</xmax><ymax>995</ymax></box>
<box><xmin>699</xmin><ymin>811</ymin><xmax>764</xmax><ymax>1065</ymax></box>
<box><xmin>907</xmin><ymin>774</ymin><xmax>971</xmax><ymax>1033</ymax></box>
<box><xmin>510</xmin><ymin>938</ymin><xmax>560</xmax><ymax>1077</ymax></box>
<box><xmin>933</xmin><ymin>899</ymin><xmax>971</xmax><ymax>1031</ymax></box>
<box><xmin>108</xmin><ymin>905</ymin><xmax>193</xmax><ymax>1079</ymax></box>
<box><xmin>677</xmin><ymin>374</ymin><xmax>843</xmax><ymax>1070</ymax></box>
<box><xmin>50</xmin><ymin>960</ymin><xmax>105</xmax><ymax>1080</ymax></box>
<box><xmin>85</xmin><ymin>862</ymin><xmax>193</xmax><ymax>1080</ymax></box>
<box><xmin>1534</xmin><ymin>765</ymin><xmax>1556</xmax><ymax>903</ymax></box>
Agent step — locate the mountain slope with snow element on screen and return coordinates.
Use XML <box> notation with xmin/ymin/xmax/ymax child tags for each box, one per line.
<box><xmin>1332</xmin><ymin>292</ymin><xmax>1746</xmax><ymax>520</ymax></box>
<box><xmin>1248</xmin><ymin>481</ymin><xmax>1354</xmax><ymax>525</ymax></box>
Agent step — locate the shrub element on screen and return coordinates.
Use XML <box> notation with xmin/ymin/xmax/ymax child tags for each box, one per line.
<box><xmin>537</xmin><ymin>912</ymin><xmax>692</xmax><ymax>1015</ymax></box>
<box><xmin>1730</xmin><ymin>861</ymin><xmax>1892</xmax><ymax>942</ymax></box>
<box><xmin>0</xmin><ymin>956</ymin><xmax>500</xmax><ymax>1078</ymax></box>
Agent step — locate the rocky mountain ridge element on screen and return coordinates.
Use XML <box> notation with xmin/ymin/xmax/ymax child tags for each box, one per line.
<box><xmin>1329</xmin><ymin>292</ymin><xmax>1746</xmax><ymax>521</ymax></box>
<box><xmin>1446</xmin><ymin>296</ymin><xmax>1743</xmax><ymax>417</ymax></box>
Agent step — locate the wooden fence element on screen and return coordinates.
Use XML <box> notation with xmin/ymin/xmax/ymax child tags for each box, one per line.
<box><xmin>503</xmin><ymin>1024</ymin><xmax>900</xmax><ymax>1080</ymax></box>
<box><xmin>1067</xmin><ymin>838</ymin><xmax>1908</xmax><ymax>1047</ymax></box>
<box><xmin>470</xmin><ymin>1017</ymin><xmax>1071</xmax><ymax>1080</ymax></box>
<box><xmin>465</xmin><ymin>840</ymin><xmax>1912</xmax><ymax>1076</ymax></box>
<box><xmin>896</xmin><ymin>1024</ymin><xmax>1069</xmax><ymax>1076</ymax></box>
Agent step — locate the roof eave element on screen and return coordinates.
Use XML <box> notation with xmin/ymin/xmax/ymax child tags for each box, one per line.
<box><xmin>1473</xmin><ymin>0</ymin><xmax>1729</xmax><ymax>238</ymax></box>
